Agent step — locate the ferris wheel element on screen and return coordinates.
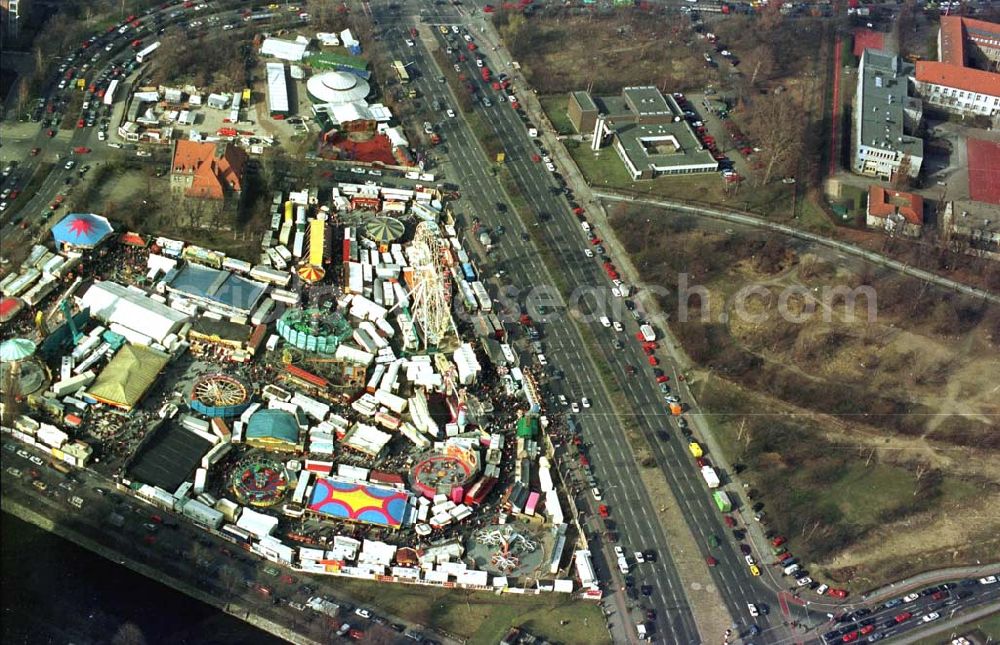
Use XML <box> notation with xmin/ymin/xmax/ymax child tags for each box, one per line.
<box><xmin>192</xmin><ymin>373</ymin><xmax>250</xmax><ymax>407</ymax></box>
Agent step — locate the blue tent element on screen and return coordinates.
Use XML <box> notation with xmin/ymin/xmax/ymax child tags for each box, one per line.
<box><xmin>52</xmin><ymin>213</ymin><xmax>114</xmax><ymax>249</ymax></box>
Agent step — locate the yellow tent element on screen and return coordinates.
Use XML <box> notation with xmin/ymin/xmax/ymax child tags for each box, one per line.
<box><xmin>86</xmin><ymin>344</ymin><xmax>170</xmax><ymax>410</ymax></box>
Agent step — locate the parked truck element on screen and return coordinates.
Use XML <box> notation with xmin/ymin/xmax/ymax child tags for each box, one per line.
<box><xmin>713</xmin><ymin>491</ymin><xmax>732</xmax><ymax>513</ymax></box>
<box><xmin>688</xmin><ymin>442</ymin><xmax>703</xmax><ymax>458</ymax></box>
<box><xmin>701</xmin><ymin>465</ymin><xmax>720</xmax><ymax>489</ymax></box>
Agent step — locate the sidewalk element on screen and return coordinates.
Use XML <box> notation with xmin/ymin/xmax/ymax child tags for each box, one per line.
<box><xmin>861</xmin><ymin>564</ymin><xmax>1000</xmax><ymax>604</ymax></box>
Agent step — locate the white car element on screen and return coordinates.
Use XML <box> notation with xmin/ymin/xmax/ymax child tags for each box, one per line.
<box><xmin>537</xmin><ymin>353</ymin><xmax>547</xmax><ymax>366</ymax></box>
<box><xmin>16</xmin><ymin>449</ymin><xmax>29</xmax><ymax>459</ymax></box>
<box><xmin>6</xmin><ymin>467</ymin><xmax>21</xmax><ymax>477</ymax></box>
<box><xmin>571</xmin><ymin>402</ymin><xmax>580</xmax><ymax>413</ymax></box>
<box><xmin>545</xmin><ymin>162</ymin><xmax>556</xmax><ymax>172</ymax></box>
<box><xmin>476</xmin><ymin>58</ymin><xmax>483</xmax><ymax>68</ymax></box>
<box><xmin>796</xmin><ymin>576</ymin><xmax>813</xmax><ymax>587</ymax></box>
<box><xmin>452</xmin><ymin>25</ymin><xmax>460</xmax><ymax>34</ymax></box>
<box><xmin>98</xmin><ymin>131</ymin><xmax>106</xmax><ymax>141</ymax></box>
<box><xmin>64</xmin><ymin>160</ymin><xmax>76</xmax><ymax>170</ymax></box>
<box><xmin>558</xmin><ymin>395</ymin><xmax>568</xmax><ymax>406</ymax></box>
<box><xmin>453</xmin><ymin>64</ymin><xmax>461</xmax><ymax>72</ymax></box>
<box><xmin>922</xmin><ymin>612</ymin><xmax>940</xmax><ymax>623</ymax></box>
<box><xmin>747</xmin><ymin>603</ymin><xmax>759</xmax><ymax>618</ymax></box>
<box><xmin>815</xmin><ymin>584</ymin><xmax>829</xmax><ymax>596</ymax></box>
<box><xmin>354</xmin><ymin>608</ymin><xmax>372</xmax><ymax>619</ymax></box>
<box><xmin>592</xmin><ymin>487</ymin><xmax>602</xmax><ymax>501</ymax></box>
<box><xmin>614</xmin><ymin>545</ymin><xmax>624</xmax><ymax>558</ymax></box>
<box><xmin>903</xmin><ymin>593</ymin><xmax>920</xmax><ymax>602</ymax></box>
<box><xmin>542</xmin><ymin>155</ymin><xmax>552</xmax><ymax>163</ymax></box>
<box><xmin>584</xmin><ymin>249</ymin><xmax>594</xmax><ymax>258</ymax></box>
<box><xmin>612</xmin><ymin>321</ymin><xmax>623</xmax><ymax>332</ymax></box>
<box><xmin>634</xmin><ymin>551</ymin><xmax>645</xmax><ymax>564</ymax></box>
<box><xmin>446</xmin><ymin>109</ymin><xmax>456</xmax><ymax>118</ymax></box>
<box><xmin>29</xmin><ymin>456</ymin><xmax>43</xmax><ymax>466</ymax></box>
<box><xmin>0</xmin><ymin>202</ymin><xmax>7</xmax><ymax>212</ymax></box>
<box><xmin>611</xmin><ymin>287</ymin><xmax>622</xmax><ymax>298</ymax></box>
<box><xmin>581</xmin><ymin>397</ymin><xmax>591</xmax><ymax>408</ymax></box>
<box><xmin>405</xmin><ymin>38</ymin><xmax>415</xmax><ymax>47</ymax></box>
<box><xmin>744</xmin><ymin>555</ymin><xmax>756</xmax><ymax>566</ymax></box>
<box><xmin>507</xmin><ymin>94</ymin><xmax>517</xmax><ymax>103</ymax></box>
<box><xmin>463</xmin><ymin>33</ymin><xmax>472</xmax><ymax>41</ymax></box>
<box><xmin>979</xmin><ymin>576</ymin><xmax>998</xmax><ymax>585</ymax></box>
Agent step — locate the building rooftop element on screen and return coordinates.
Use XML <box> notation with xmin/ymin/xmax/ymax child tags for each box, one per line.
<box><xmin>868</xmin><ymin>186</ymin><xmax>924</xmax><ymax>225</ymax></box>
<box><xmin>172</xmin><ymin>140</ymin><xmax>246</xmax><ymax>200</ymax></box>
<box><xmin>246</xmin><ymin>409</ymin><xmax>301</xmax><ymax>446</ymax></box>
<box><xmin>622</xmin><ymin>86</ymin><xmax>672</xmax><ymax>118</ymax></box>
<box><xmin>858</xmin><ymin>50</ymin><xmax>924</xmax><ymax>158</ymax></box>
<box><xmin>166</xmin><ymin>263</ymin><xmax>266</xmax><ymax>314</ymax></box>
<box><xmin>615</xmin><ymin>121</ymin><xmax>718</xmax><ymax>170</ymax></box>
<box><xmin>938</xmin><ymin>15</ymin><xmax>1000</xmax><ymax>67</ymax></box>
<box><xmin>915</xmin><ymin>60</ymin><xmax>1000</xmax><ymax>98</ymax></box>
<box><xmin>572</xmin><ymin>91</ymin><xmax>598</xmax><ymax>112</ymax></box>
<box><xmin>266</xmin><ymin>62</ymin><xmax>290</xmax><ymax>114</ymax></box>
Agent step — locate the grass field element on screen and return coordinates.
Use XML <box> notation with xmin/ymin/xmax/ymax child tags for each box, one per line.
<box><xmin>538</xmin><ymin>95</ymin><xmax>576</xmax><ymax>135</ymax></box>
<box><xmin>333</xmin><ymin>579</ymin><xmax>610</xmax><ymax>645</ymax></box>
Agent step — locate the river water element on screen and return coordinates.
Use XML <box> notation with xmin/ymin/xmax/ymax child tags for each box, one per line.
<box><xmin>1</xmin><ymin>512</ymin><xmax>287</xmax><ymax>645</ymax></box>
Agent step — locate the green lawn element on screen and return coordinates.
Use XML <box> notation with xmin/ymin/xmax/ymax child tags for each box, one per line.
<box><xmin>332</xmin><ymin>578</ymin><xmax>610</xmax><ymax>645</ymax></box>
<box><xmin>831</xmin><ymin>463</ymin><xmax>921</xmax><ymax>527</ymax></box>
<box><xmin>564</xmin><ymin>141</ymin><xmax>633</xmax><ymax>188</ymax></box>
<box><xmin>539</xmin><ymin>94</ymin><xmax>577</xmax><ymax>135</ymax></box>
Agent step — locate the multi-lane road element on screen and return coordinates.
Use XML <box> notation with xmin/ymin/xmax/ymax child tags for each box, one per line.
<box><xmin>367</xmin><ymin>1</ymin><xmax>791</xmax><ymax>642</ymax></box>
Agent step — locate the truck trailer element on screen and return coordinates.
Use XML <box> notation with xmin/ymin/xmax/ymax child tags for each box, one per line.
<box><xmin>713</xmin><ymin>491</ymin><xmax>732</xmax><ymax>513</ymax></box>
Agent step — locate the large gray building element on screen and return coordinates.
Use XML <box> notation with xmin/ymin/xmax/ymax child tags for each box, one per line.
<box><xmin>852</xmin><ymin>50</ymin><xmax>924</xmax><ymax>181</ymax></box>
<box><xmin>567</xmin><ymin>86</ymin><xmax>718</xmax><ymax>180</ymax></box>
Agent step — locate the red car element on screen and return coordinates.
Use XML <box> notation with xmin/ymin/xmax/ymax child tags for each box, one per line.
<box><xmin>656</xmin><ymin>375</ymin><xmax>669</xmax><ymax>384</ymax></box>
<box><xmin>860</xmin><ymin>625</ymin><xmax>875</xmax><ymax>636</ymax></box>
<box><xmin>827</xmin><ymin>588</ymin><xmax>848</xmax><ymax>599</ymax></box>
<box><xmin>47</xmin><ymin>129</ymin><xmax>56</xmax><ymax>137</ymax></box>
<box><xmin>842</xmin><ymin>632</ymin><xmax>858</xmax><ymax>643</ymax></box>
<box><xmin>777</xmin><ymin>552</ymin><xmax>794</xmax><ymax>563</ymax></box>
<box><xmin>648</xmin><ymin>356</ymin><xmax>659</xmax><ymax>366</ymax></box>
<box><xmin>706</xmin><ymin>556</ymin><xmax>718</xmax><ymax>567</ymax></box>
<box><xmin>723</xmin><ymin>515</ymin><xmax>736</xmax><ymax>527</ymax></box>
<box><xmin>143</xmin><ymin>535</ymin><xmax>157</xmax><ymax>544</ymax></box>
<box><xmin>467</xmin><ymin>42</ymin><xmax>477</xmax><ymax>51</ymax></box>
<box><xmin>8</xmin><ymin>190</ymin><xmax>18</xmax><ymax>200</ymax></box>
<box><xmin>695</xmin><ymin>457</ymin><xmax>706</xmax><ymax>468</ymax></box>
<box><xmin>77</xmin><ymin>119</ymin><xmax>85</xmax><ymax>129</ymax></box>
<box><xmin>931</xmin><ymin>590</ymin><xmax>946</xmax><ymax>601</ymax></box>
<box><xmin>894</xmin><ymin>612</ymin><xmax>912</xmax><ymax>623</ymax></box>
<box><xmin>579</xmin><ymin>455</ymin><xmax>589</xmax><ymax>467</ymax></box>
<box><xmin>598</xmin><ymin>504</ymin><xmax>609</xmax><ymax>518</ymax></box>
<box><xmin>771</xmin><ymin>536</ymin><xmax>786</xmax><ymax>547</ymax></box>
<box><xmin>73</xmin><ymin>146</ymin><xmax>91</xmax><ymax>154</ymax></box>
<box><xmin>483</xmin><ymin>4</ymin><xmax>495</xmax><ymax>11</ymax></box>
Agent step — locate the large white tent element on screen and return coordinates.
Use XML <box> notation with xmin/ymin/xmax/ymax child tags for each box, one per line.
<box><xmin>306</xmin><ymin>71</ymin><xmax>370</xmax><ymax>106</ymax></box>
<box><xmin>79</xmin><ymin>280</ymin><xmax>187</xmax><ymax>345</ymax></box>
<box><xmin>260</xmin><ymin>37</ymin><xmax>308</xmax><ymax>62</ymax></box>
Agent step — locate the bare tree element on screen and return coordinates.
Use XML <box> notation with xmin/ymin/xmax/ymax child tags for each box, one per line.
<box><xmin>746</xmin><ymin>45</ymin><xmax>776</xmax><ymax>88</ymax></box>
<box><xmin>746</xmin><ymin>93</ymin><xmax>805</xmax><ymax>186</ymax></box>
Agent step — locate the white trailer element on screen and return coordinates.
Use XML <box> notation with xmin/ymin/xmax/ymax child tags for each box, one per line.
<box><xmin>135</xmin><ymin>41</ymin><xmax>161</xmax><ymax>63</ymax></box>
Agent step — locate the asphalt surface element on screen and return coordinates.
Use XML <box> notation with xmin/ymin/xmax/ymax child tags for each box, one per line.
<box><xmin>367</xmin><ymin>1</ymin><xmax>783</xmax><ymax>642</ymax></box>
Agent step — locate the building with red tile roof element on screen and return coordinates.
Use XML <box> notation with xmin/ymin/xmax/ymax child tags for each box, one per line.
<box><xmin>866</xmin><ymin>185</ymin><xmax>924</xmax><ymax>238</ymax></box>
<box><xmin>170</xmin><ymin>140</ymin><xmax>247</xmax><ymax>201</ymax></box>
<box><xmin>912</xmin><ymin>16</ymin><xmax>1000</xmax><ymax>118</ymax></box>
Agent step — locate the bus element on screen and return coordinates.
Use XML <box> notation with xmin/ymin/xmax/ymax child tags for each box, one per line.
<box><xmin>392</xmin><ymin>60</ymin><xmax>410</xmax><ymax>84</ymax></box>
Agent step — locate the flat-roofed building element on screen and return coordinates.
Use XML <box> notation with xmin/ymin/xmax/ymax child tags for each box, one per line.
<box><xmin>852</xmin><ymin>49</ymin><xmax>924</xmax><ymax>181</ymax></box>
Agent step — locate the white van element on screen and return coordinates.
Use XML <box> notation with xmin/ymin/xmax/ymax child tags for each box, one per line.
<box><xmin>581</xmin><ymin>221</ymin><xmax>591</xmax><ymax>232</ymax></box>
<box><xmin>783</xmin><ymin>563</ymin><xmax>800</xmax><ymax>576</ymax></box>
<box><xmin>599</xmin><ymin>316</ymin><xmax>611</xmax><ymax>328</ymax></box>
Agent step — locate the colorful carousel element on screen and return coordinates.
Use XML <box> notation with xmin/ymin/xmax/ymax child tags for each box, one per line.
<box><xmin>230</xmin><ymin>458</ymin><xmax>289</xmax><ymax>507</ymax></box>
